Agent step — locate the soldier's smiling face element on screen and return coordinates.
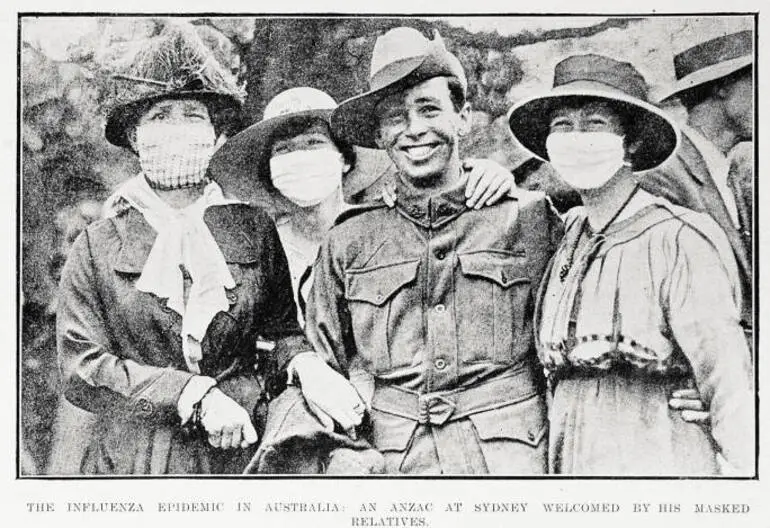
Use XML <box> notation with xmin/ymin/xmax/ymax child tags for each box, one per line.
<box><xmin>374</xmin><ymin>77</ymin><xmax>471</xmax><ymax>185</ymax></box>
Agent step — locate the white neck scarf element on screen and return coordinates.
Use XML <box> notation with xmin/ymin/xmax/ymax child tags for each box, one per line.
<box><xmin>105</xmin><ymin>175</ymin><xmax>243</xmax><ymax>373</ymax></box>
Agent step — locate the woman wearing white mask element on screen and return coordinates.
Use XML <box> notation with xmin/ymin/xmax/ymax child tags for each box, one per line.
<box><xmin>56</xmin><ymin>24</ymin><xmax>314</xmax><ymax>474</ymax></box>
<box><xmin>210</xmin><ymin>87</ymin><xmax>362</xmax><ymax>317</ymax></box>
<box><xmin>507</xmin><ymin>54</ymin><xmax>753</xmax><ymax>475</ymax></box>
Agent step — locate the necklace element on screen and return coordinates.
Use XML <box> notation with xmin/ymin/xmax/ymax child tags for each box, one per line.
<box><xmin>558</xmin><ymin>184</ymin><xmax>640</xmax><ymax>282</ymax></box>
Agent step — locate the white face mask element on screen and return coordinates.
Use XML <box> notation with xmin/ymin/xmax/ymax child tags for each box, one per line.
<box><xmin>136</xmin><ymin>121</ymin><xmax>216</xmax><ymax>190</ymax></box>
<box><xmin>270</xmin><ymin>149</ymin><xmax>344</xmax><ymax>207</ymax></box>
<box><xmin>545</xmin><ymin>132</ymin><xmax>628</xmax><ymax>190</ymax></box>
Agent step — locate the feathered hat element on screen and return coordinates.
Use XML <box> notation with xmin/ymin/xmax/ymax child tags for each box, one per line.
<box><xmin>103</xmin><ymin>22</ymin><xmax>244</xmax><ymax>151</ymax></box>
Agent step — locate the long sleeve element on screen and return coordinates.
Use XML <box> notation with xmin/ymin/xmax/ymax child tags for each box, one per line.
<box><xmin>56</xmin><ymin>230</ymin><xmax>194</xmax><ymax>424</ymax></box>
<box><xmin>303</xmin><ymin>233</ymin><xmax>356</xmax><ymax>377</ymax></box>
<box><xmin>664</xmin><ymin>222</ymin><xmax>754</xmax><ymax>473</ymax></box>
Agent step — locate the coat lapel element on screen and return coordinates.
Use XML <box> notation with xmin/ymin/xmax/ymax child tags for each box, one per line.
<box><xmin>112</xmin><ymin>204</ymin><xmax>260</xmax><ymax>274</ymax></box>
<box><xmin>679</xmin><ymin>134</ymin><xmax>750</xmax><ymax>283</ymax></box>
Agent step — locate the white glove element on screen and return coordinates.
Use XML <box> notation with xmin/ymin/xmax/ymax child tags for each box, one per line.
<box><xmin>199</xmin><ymin>387</ymin><xmax>259</xmax><ymax>449</ymax></box>
<box><xmin>289</xmin><ymin>352</ymin><xmax>366</xmax><ymax>439</ymax></box>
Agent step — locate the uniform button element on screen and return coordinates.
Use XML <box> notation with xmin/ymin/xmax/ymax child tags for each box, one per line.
<box><xmin>434</xmin><ymin>358</ymin><xmax>447</xmax><ymax>370</ymax></box>
<box><xmin>527</xmin><ymin>430</ymin><xmax>536</xmax><ymax>442</ymax></box>
<box><xmin>435</xmin><ymin>250</ymin><xmax>446</xmax><ymax>260</ymax></box>
<box><xmin>226</xmin><ymin>290</ymin><xmax>238</xmax><ymax>303</ymax></box>
<box><xmin>375</xmin><ymin>293</ymin><xmax>384</xmax><ymax>302</ymax></box>
<box><xmin>135</xmin><ymin>398</ymin><xmax>154</xmax><ymax>417</ymax></box>
<box><xmin>434</xmin><ymin>304</ymin><xmax>446</xmax><ymax>313</ymax></box>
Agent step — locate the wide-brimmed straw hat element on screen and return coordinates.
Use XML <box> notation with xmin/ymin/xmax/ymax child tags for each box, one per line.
<box><xmin>331</xmin><ymin>27</ymin><xmax>467</xmax><ymax>149</ymax></box>
<box><xmin>208</xmin><ymin>87</ymin><xmax>395</xmax><ymax>207</ymax></box>
<box><xmin>658</xmin><ymin>30</ymin><xmax>753</xmax><ymax>103</ymax></box>
<box><xmin>507</xmin><ymin>54</ymin><xmax>679</xmax><ymax>172</ymax></box>
<box><xmin>104</xmin><ymin>23</ymin><xmax>243</xmax><ymax>151</ymax></box>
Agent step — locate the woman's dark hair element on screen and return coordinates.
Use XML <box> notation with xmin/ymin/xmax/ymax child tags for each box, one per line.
<box><xmin>125</xmin><ymin>96</ymin><xmax>238</xmax><ymax>149</ymax></box>
<box><xmin>259</xmin><ymin>117</ymin><xmax>357</xmax><ymax>190</ymax></box>
<box><xmin>547</xmin><ymin>96</ymin><xmax>640</xmax><ymax>148</ymax></box>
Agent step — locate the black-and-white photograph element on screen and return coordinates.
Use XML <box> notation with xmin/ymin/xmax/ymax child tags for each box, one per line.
<box><xmin>17</xmin><ymin>13</ymin><xmax>756</xmax><ymax>480</ymax></box>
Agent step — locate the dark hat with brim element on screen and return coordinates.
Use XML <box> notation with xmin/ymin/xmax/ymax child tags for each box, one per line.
<box><xmin>508</xmin><ymin>54</ymin><xmax>679</xmax><ymax>172</ymax></box>
<box><xmin>658</xmin><ymin>30</ymin><xmax>753</xmax><ymax>103</ymax></box>
<box><xmin>102</xmin><ymin>23</ymin><xmax>244</xmax><ymax>151</ymax></box>
<box><xmin>331</xmin><ymin>27</ymin><xmax>467</xmax><ymax>149</ymax></box>
<box><xmin>105</xmin><ymin>83</ymin><xmax>241</xmax><ymax>151</ymax></box>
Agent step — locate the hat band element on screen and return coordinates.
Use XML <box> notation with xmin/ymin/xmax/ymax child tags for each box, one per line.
<box><xmin>674</xmin><ymin>31</ymin><xmax>753</xmax><ymax>80</ymax></box>
<box><xmin>370</xmin><ymin>56</ymin><xmax>427</xmax><ymax>92</ymax></box>
<box><xmin>550</xmin><ymin>80</ymin><xmax>649</xmax><ymax>103</ymax></box>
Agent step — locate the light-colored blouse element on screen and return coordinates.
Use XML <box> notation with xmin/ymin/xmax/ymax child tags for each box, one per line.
<box><xmin>536</xmin><ymin>195</ymin><xmax>753</xmax><ymax>471</ymax></box>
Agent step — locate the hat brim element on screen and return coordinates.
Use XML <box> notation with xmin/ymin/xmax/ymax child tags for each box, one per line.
<box><xmin>105</xmin><ymin>90</ymin><xmax>241</xmax><ymax>151</ymax></box>
<box><xmin>330</xmin><ymin>83</ymin><xmax>401</xmax><ymax>149</ymax></box>
<box><xmin>657</xmin><ymin>55</ymin><xmax>752</xmax><ymax>103</ymax></box>
<box><xmin>507</xmin><ymin>87</ymin><xmax>680</xmax><ymax>172</ymax></box>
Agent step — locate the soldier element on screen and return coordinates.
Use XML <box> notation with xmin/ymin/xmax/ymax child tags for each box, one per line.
<box><xmin>288</xmin><ymin>27</ymin><xmax>563</xmax><ymax>474</ymax></box>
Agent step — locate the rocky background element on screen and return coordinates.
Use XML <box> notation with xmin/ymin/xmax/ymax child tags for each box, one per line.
<box><xmin>19</xmin><ymin>15</ymin><xmax>753</xmax><ymax>473</ymax></box>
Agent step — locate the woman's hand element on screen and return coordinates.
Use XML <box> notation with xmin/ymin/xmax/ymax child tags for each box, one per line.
<box><xmin>462</xmin><ymin>158</ymin><xmax>516</xmax><ymax>209</ymax></box>
<box><xmin>290</xmin><ymin>352</ymin><xmax>365</xmax><ymax>439</ymax></box>
<box><xmin>668</xmin><ymin>388</ymin><xmax>710</xmax><ymax>425</ymax></box>
<box><xmin>381</xmin><ymin>158</ymin><xmax>516</xmax><ymax>209</ymax></box>
<box><xmin>199</xmin><ymin>388</ymin><xmax>259</xmax><ymax>449</ymax></box>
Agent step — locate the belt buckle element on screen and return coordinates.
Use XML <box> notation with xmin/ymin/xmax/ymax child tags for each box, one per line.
<box><xmin>417</xmin><ymin>393</ymin><xmax>456</xmax><ymax>426</ymax></box>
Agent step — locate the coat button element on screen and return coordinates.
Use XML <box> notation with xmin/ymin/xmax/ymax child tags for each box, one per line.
<box><xmin>226</xmin><ymin>290</ymin><xmax>238</xmax><ymax>304</ymax></box>
<box><xmin>434</xmin><ymin>358</ymin><xmax>447</xmax><ymax>370</ymax></box>
<box><xmin>435</xmin><ymin>250</ymin><xmax>446</xmax><ymax>260</ymax></box>
<box><xmin>527</xmin><ymin>430</ymin><xmax>536</xmax><ymax>442</ymax></box>
<box><xmin>135</xmin><ymin>398</ymin><xmax>154</xmax><ymax>417</ymax></box>
<box><xmin>375</xmin><ymin>293</ymin><xmax>384</xmax><ymax>302</ymax></box>
<box><xmin>434</xmin><ymin>304</ymin><xmax>446</xmax><ymax>313</ymax></box>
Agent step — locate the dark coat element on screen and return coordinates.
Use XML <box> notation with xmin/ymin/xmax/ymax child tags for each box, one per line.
<box><xmin>56</xmin><ymin>203</ymin><xmax>311</xmax><ymax>474</ymax></box>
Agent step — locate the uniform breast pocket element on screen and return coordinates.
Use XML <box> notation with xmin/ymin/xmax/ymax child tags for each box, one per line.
<box><xmin>344</xmin><ymin>259</ymin><xmax>420</xmax><ymax>372</ymax></box>
<box><xmin>457</xmin><ymin>251</ymin><xmax>532</xmax><ymax>365</ymax></box>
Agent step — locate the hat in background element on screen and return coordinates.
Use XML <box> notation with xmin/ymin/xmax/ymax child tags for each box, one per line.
<box><xmin>507</xmin><ymin>54</ymin><xmax>679</xmax><ymax>172</ymax></box>
<box><xmin>104</xmin><ymin>22</ymin><xmax>243</xmax><ymax>151</ymax></box>
<box><xmin>658</xmin><ymin>30</ymin><xmax>753</xmax><ymax>103</ymax></box>
<box><xmin>331</xmin><ymin>27</ymin><xmax>467</xmax><ymax>149</ymax></box>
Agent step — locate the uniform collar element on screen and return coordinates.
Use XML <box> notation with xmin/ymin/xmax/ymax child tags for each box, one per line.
<box><xmin>113</xmin><ymin>204</ymin><xmax>259</xmax><ymax>274</ymax></box>
<box><xmin>394</xmin><ymin>171</ymin><xmax>469</xmax><ymax>228</ymax></box>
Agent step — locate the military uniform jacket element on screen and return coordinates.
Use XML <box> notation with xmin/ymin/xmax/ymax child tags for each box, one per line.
<box><xmin>57</xmin><ymin>203</ymin><xmax>311</xmax><ymax>474</ymax></box>
<box><xmin>305</xmin><ymin>176</ymin><xmax>563</xmax><ymax>474</ymax></box>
